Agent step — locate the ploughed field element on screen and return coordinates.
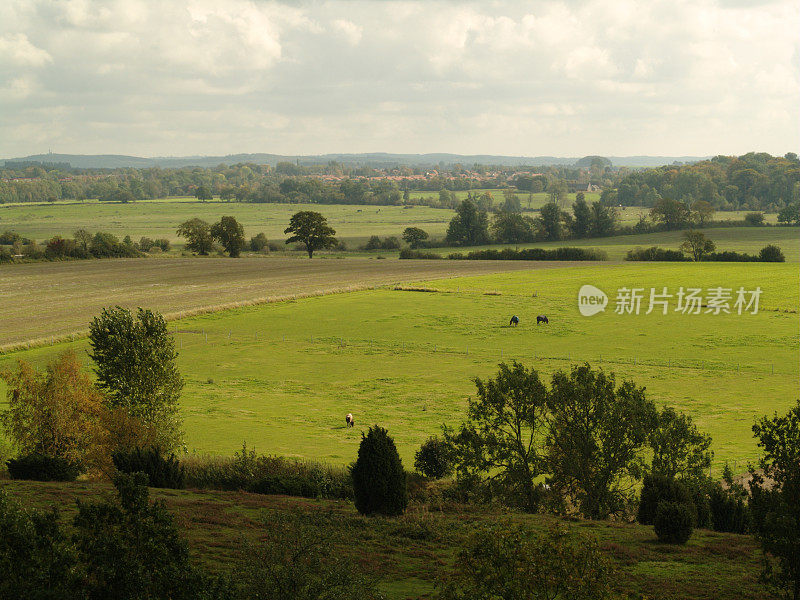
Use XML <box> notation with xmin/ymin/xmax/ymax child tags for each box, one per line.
<box><xmin>2</xmin><ymin>261</ymin><xmax>796</xmax><ymax>474</ymax></box>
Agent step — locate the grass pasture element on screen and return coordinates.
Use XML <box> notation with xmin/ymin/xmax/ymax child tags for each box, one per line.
<box><xmin>2</xmin><ymin>261</ymin><xmax>796</xmax><ymax>474</ymax></box>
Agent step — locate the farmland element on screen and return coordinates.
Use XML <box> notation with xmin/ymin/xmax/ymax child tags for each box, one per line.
<box><xmin>0</xmin><ymin>256</ymin><xmax>549</xmax><ymax>348</ymax></box>
<box><xmin>3</xmin><ymin>261</ymin><xmax>796</xmax><ymax>474</ymax></box>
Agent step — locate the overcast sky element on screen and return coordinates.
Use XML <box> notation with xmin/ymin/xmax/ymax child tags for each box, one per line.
<box><xmin>1</xmin><ymin>0</ymin><xmax>798</xmax><ymax>158</ymax></box>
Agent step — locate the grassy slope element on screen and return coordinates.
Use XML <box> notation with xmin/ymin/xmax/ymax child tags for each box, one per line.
<box><xmin>3</xmin><ymin>262</ymin><xmax>796</xmax><ymax>472</ymax></box>
<box><xmin>0</xmin><ymin>480</ymin><xmax>770</xmax><ymax>600</ymax></box>
<box><xmin>0</xmin><ymin>257</ymin><xmax>547</xmax><ymax>348</ymax></box>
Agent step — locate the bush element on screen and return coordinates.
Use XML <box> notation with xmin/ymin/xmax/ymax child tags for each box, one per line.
<box><xmin>709</xmin><ymin>484</ymin><xmax>751</xmax><ymax>533</ymax></box>
<box><xmin>654</xmin><ymin>501</ymin><xmax>694</xmax><ymax>544</ymax></box>
<box><xmin>154</xmin><ymin>238</ymin><xmax>171</xmax><ymax>252</ymax></box>
<box><xmin>352</xmin><ymin>425</ymin><xmax>407</xmax><ymax>516</ymax></box>
<box><xmin>453</xmin><ymin>247</ymin><xmax>606</xmax><ymax>261</ymax></box>
<box><xmin>744</xmin><ymin>212</ymin><xmax>765</xmax><ymax>226</ymax></box>
<box><xmin>637</xmin><ymin>474</ymin><xmax>693</xmax><ymax>525</ymax></box>
<box><xmin>182</xmin><ymin>444</ymin><xmax>353</xmax><ymax>500</ymax></box>
<box><xmin>139</xmin><ymin>237</ymin><xmax>154</xmax><ymax>252</ymax></box>
<box><xmin>6</xmin><ymin>453</ymin><xmax>81</xmax><ymax>482</ymax></box>
<box><xmin>249</xmin><ymin>232</ymin><xmax>269</xmax><ymax>252</ymax></box>
<box><xmin>758</xmin><ymin>244</ymin><xmax>785</xmax><ymax>262</ymax></box>
<box><xmin>626</xmin><ymin>246</ymin><xmax>687</xmax><ymax>261</ymax></box>
<box><xmin>112</xmin><ymin>446</ymin><xmax>186</xmax><ymax>489</ymax></box>
<box><xmin>399</xmin><ymin>248</ymin><xmax>442</xmax><ymax>259</ymax></box>
<box><xmin>414</xmin><ymin>437</ymin><xmax>453</xmax><ymax>479</ymax></box>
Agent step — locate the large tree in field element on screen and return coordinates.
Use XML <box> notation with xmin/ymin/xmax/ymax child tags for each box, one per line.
<box><xmin>546</xmin><ymin>364</ymin><xmax>657</xmax><ymax>519</ymax></box>
<box><xmin>176</xmin><ymin>218</ymin><xmax>214</xmax><ymax>255</ymax></box>
<box><xmin>284</xmin><ymin>211</ymin><xmax>337</xmax><ymax>258</ymax></box>
<box><xmin>402</xmin><ymin>226</ymin><xmax>428</xmax><ymax>249</ymax></box>
<box><xmin>572</xmin><ymin>194</ymin><xmax>591</xmax><ymax>238</ymax></box>
<box><xmin>89</xmin><ymin>307</ymin><xmax>183</xmax><ymax>451</ymax></box>
<box><xmin>649</xmin><ymin>406</ymin><xmax>713</xmax><ymax>482</ymax></box>
<box><xmin>750</xmin><ymin>401</ymin><xmax>800</xmax><ymax>600</ymax></box>
<box><xmin>444</xmin><ymin>362</ymin><xmax>550</xmax><ymax>512</ymax></box>
<box><xmin>210</xmin><ymin>216</ymin><xmax>245</xmax><ymax>257</ymax></box>
<box><xmin>539</xmin><ymin>201</ymin><xmax>563</xmax><ymax>241</ymax></box>
<box><xmin>446</xmin><ymin>199</ymin><xmax>490</xmax><ymax>246</ymax></box>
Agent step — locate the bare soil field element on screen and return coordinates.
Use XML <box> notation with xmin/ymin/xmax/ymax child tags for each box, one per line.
<box><xmin>0</xmin><ymin>256</ymin><xmax>576</xmax><ymax>348</ymax></box>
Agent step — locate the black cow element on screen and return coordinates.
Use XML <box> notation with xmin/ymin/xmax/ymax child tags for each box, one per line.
<box><xmin>509</xmin><ymin>315</ymin><xmax>519</xmax><ymax>326</ymax></box>
<box><xmin>537</xmin><ymin>315</ymin><xmax>549</xmax><ymax>325</ymax></box>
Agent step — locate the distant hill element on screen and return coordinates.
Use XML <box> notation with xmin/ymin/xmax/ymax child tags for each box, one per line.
<box><xmin>3</xmin><ymin>152</ymin><xmax>710</xmax><ymax>170</ymax></box>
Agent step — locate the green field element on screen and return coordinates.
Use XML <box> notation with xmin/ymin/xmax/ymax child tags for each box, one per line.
<box><xmin>0</xmin><ymin>198</ymin><xmax>784</xmax><ymax>253</ymax></box>
<box><xmin>3</xmin><ymin>262</ymin><xmax>796</xmax><ymax>475</ymax></box>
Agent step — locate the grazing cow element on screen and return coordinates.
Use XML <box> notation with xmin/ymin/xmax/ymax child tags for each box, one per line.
<box><xmin>509</xmin><ymin>315</ymin><xmax>519</xmax><ymax>326</ymax></box>
<box><xmin>537</xmin><ymin>315</ymin><xmax>549</xmax><ymax>325</ymax></box>
<box><xmin>345</xmin><ymin>413</ymin><xmax>354</xmax><ymax>428</ymax></box>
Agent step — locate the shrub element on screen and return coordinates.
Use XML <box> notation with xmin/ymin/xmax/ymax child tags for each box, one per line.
<box><xmin>364</xmin><ymin>235</ymin><xmax>383</xmax><ymax>250</ymax></box>
<box><xmin>0</xmin><ymin>247</ymin><xmax>13</xmax><ymax>263</ymax></box>
<box><xmin>455</xmin><ymin>247</ymin><xmax>606</xmax><ymax>261</ymax></box>
<box><xmin>438</xmin><ymin>524</ymin><xmax>612</xmax><ymax>600</ymax></box>
<box><xmin>637</xmin><ymin>474</ymin><xmax>693</xmax><ymax>525</ymax></box>
<box><xmin>139</xmin><ymin>236</ymin><xmax>154</xmax><ymax>252</ymax></box>
<box><xmin>382</xmin><ymin>236</ymin><xmax>401</xmax><ymax>250</ymax></box>
<box><xmin>626</xmin><ymin>246</ymin><xmax>687</xmax><ymax>261</ymax></box>
<box><xmin>249</xmin><ymin>232</ymin><xmax>269</xmax><ymax>252</ymax></box>
<box><xmin>654</xmin><ymin>501</ymin><xmax>694</xmax><ymax>544</ymax></box>
<box><xmin>744</xmin><ymin>212</ymin><xmax>765</xmax><ymax>226</ymax></box>
<box><xmin>155</xmin><ymin>238</ymin><xmax>171</xmax><ymax>252</ymax></box>
<box><xmin>399</xmin><ymin>248</ymin><xmax>442</xmax><ymax>259</ymax></box>
<box><xmin>759</xmin><ymin>244</ymin><xmax>785</xmax><ymax>262</ymax></box>
<box><xmin>6</xmin><ymin>453</ymin><xmax>81</xmax><ymax>482</ymax></box>
<box><xmin>352</xmin><ymin>425</ymin><xmax>407</xmax><ymax>516</ymax></box>
<box><xmin>182</xmin><ymin>445</ymin><xmax>353</xmax><ymax>500</ymax></box>
<box><xmin>709</xmin><ymin>484</ymin><xmax>751</xmax><ymax>533</ymax></box>
<box><xmin>414</xmin><ymin>437</ymin><xmax>453</xmax><ymax>479</ymax></box>
<box><xmin>112</xmin><ymin>446</ymin><xmax>186</xmax><ymax>489</ymax></box>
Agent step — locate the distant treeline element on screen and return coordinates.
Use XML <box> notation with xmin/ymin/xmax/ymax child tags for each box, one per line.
<box><xmin>611</xmin><ymin>152</ymin><xmax>799</xmax><ymax>211</ymax></box>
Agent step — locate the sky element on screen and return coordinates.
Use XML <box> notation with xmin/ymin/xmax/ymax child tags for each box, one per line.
<box><xmin>1</xmin><ymin>0</ymin><xmax>798</xmax><ymax>159</ymax></box>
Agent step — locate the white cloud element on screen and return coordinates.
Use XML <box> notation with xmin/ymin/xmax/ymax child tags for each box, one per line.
<box><xmin>0</xmin><ymin>0</ymin><xmax>797</xmax><ymax>157</ymax></box>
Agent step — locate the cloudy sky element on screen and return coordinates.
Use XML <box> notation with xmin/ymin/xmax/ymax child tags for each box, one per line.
<box><xmin>1</xmin><ymin>0</ymin><xmax>798</xmax><ymax>158</ymax></box>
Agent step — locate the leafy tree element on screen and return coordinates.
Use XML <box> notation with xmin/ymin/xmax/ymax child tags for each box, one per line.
<box><xmin>651</xmin><ymin>198</ymin><xmax>691</xmax><ymax>229</ymax></box>
<box><xmin>414</xmin><ymin>437</ymin><xmax>452</xmax><ymax>479</ymax></box>
<box><xmin>284</xmin><ymin>211</ymin><xmax>338</xmax><ymax>258</ymax></box>
<box><xmin>0</xmin><ymin>351</ymin><xmax>107</xmax><ymax>472</ymax></box>
<box><xmin>88</xmin><ymin>307</ymin><xmax>183</xmax><ymax>452</ymax></box>
<box><xmin>539</xmin><ymin>201</ymin><xmax>563</xmax><ymax>241</ymax></box>
<box><xmin>445</xmin><ymin>199</ymin><xmax>490</xmax><ymax>246</ymax></box>
<box><xmin>444</xmin><ymin>362</ymin><xmax>549</xmax><ymax>512</ymax></box>
<box><xmin>402</xmin><ymin>227</ymin><xmax>428</xmax><ymax>249</ymax></box>
<box><xmin>589</xmin><ymin>201</ymin><xmax>618</xmax><ymax>237</ymax></box>
<box><xmin>750</xmin><ymin>400</ymin><xmax>800</xmax><ymax>600</ymax></box>
<box><xmin>176</xmin><ymin>218</ymin><xmax>214</xmax><ymax>255</ymax></box>
<box><xmin>777</xmin><ymin>201</ymin><xmax>800</xmax><ymax>225</ymax></box>
<box><xmin>637</xmin><ymin>474</ymin><xmax>693</xmax><ymax>525</ymax></box>
<box><xmin>547</xmin><ymin>364</ymin><xmax>657</xmax><ymax>519</ymax></box>
<box><xmin>210</xmin><ymin>215</ymin><xmax>245</xmax><ymax>257</ymax></box>
<box><xmin>491</xmin><ymin>211</ymin><xmax>535</xmax><ymax>244</ymax></box>
<box><xmin>194</xmin><ymin>185</ymin><xmax>212</xmax><ymax>201</ymax></box>
<box><xmin>691</xmin><ymin>199</ymin><xmax>716</xmax><ymax>227</ymax></box>
<box><xmin>500</xmin><ymin>190</ymin><xmax>522</xmax><ymax>213</ymax></box>
<box><xmin>438</xmin><ymin>524</ymin><xmax>612</xmax><ymax>600</ymax></box>
<box><xmin>572</xmin><ymin>193</ymin><xmax>591</xmax><ymax>238</ymax></box>
<box><xmin>351</xmin><ymin>425</ymin><xmax>407</xmax><ymax>516</ymax></box>
<box><xmin>74</xmin><ymin>228</ymin><xmax>92</xmax><ymax>252</ymax></box>
<box><xmin>548</xmin><ymin>178</ymin><xmax>568</xmax><ymax>206</ymax></box>
<box><xmin>649</xmin><ymin>406</ymin><xmax>713</xmax><ymax>482</ymax></box>
<box><xmin>680</xmin><ymin>230</ymin><xmax>716</xmax><ymax>261</ymax></box>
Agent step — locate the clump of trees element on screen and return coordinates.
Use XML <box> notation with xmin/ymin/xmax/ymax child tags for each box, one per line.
<box><xmin>444</xmin><ymin>362</ymin><xmax>712</xmax><ymax>520</ymax></box>
<box><xmin>178</xmin><ymin>216</ymin><xmax>245</xmax><ymax>257</ymax></box>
